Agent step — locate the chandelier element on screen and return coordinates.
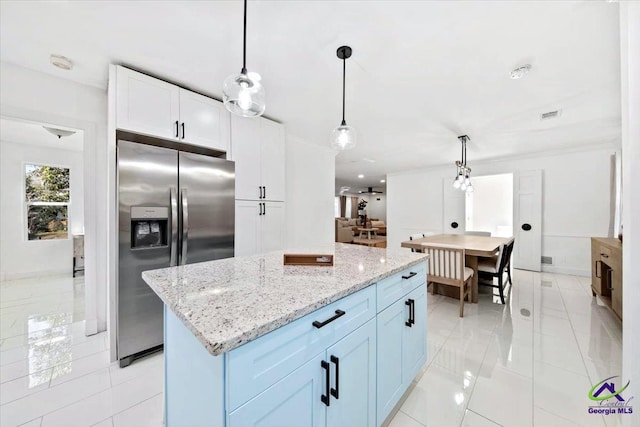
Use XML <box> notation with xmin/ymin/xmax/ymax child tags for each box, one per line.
<box><xmin>452</xmin><ymin>135</ymin><xmax>473</xmax><ymax>193</ymax></box>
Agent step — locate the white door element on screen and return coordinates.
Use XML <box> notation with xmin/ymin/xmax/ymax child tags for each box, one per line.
<box><xmin>116</xmin><ymin>66</ymin><xmax>180</xmax><ymax>139</ymax></box>
<box><xmin>442</xmin><ymin>178</ymin><xmax>466</xmax><ymax>234</ymax></box>
<box><xmin>235</xmin><ymin>200</ymin><xmax>261</xmax><ymax>256</ymax></box>
<box><xmin>178</xmin><ymin>89</ymin><xmax>230</xmax><ymax>152</ymax></box>
<box><xmin>231</xmin><ymin>116</ymin><xmax>262</xmax><ymax>200</ymax></box>
<box><xmin>262</xmin><ymin>202</ymin><xmax>285</xmax><ymax>253</ymax></box>
<box><xmin>260</xmin><ymin>119</ymin><xmax>286</xmax><ymax>202</ymax></box>
<box><xmin>513</xmin><ymin>170</ymin><xmax>542</xmax><ymax>271</ymax></box>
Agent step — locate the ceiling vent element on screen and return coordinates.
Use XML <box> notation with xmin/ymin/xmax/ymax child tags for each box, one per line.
<box><xmin>540</xmin><ymin>110</ymin><xmax>562</xmax><ymax>120</ymax></box>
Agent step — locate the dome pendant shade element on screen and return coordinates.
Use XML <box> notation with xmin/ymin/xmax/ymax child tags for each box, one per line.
<box><xmin>332</xmin><ymin>45</ymin><xmax>356</xmax><ymax>151</ymax></box>
<box><xmin>222</xmin><ymin>0</ymin><xmax>265</xmax><ymax>117</ymax></box>
<box><xmin>223</xmin><ymin>72</ymin><xmax>265</xmax><ymax>117</ymax></box>
<box><xmin>332</xmin><ymin>121</ymin><xmax>357</xmax><ymax>150</ymax></box>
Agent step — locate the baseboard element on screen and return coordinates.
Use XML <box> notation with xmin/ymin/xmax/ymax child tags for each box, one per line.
<box><xmin>1</xmin><ymin>268</ymin><xmax>71</xmax><ymax>281</ymax></box>
<box><xmin>541</xmin><ymin>265</ymin><xmax>590</xmax><ymax>277</ymax></box>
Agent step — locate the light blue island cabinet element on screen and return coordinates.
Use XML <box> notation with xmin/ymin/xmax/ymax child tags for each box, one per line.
<box><xmin>143</xmin><ymin>244</ymin><xmax>428</xmax><ymax>427</ymax></box>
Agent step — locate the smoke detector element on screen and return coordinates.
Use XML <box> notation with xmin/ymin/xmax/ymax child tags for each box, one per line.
<box><xmin>510</xmin><ymin>64</ymin><xmax>531</xmax><ymax>79</ymax></box>
<box><xmin>50</xmin><ymin>54</ymin><xmax>73</xmax><ymax>70</ymax></box>
<box><xmin>43</xmin><ymin>126</ymin><xmax>76</xmax><ymax>139</ymax></box>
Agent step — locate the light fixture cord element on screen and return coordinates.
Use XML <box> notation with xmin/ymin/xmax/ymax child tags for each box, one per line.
<box><xmin>242</xmin><ymin>0</ymin><xmax>247</xmax><ymax>74</ymax></box>
<box><xmin>341</xmin><ymin>55</ymin><xmax>346</xmax><ymax>125</ymax></box>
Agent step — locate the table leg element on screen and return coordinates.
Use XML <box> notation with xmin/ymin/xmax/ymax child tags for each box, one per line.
<box><xmin>466</xmin><ymin>255</ymin><xmax>479</xmax><ymax>303</ymax></box>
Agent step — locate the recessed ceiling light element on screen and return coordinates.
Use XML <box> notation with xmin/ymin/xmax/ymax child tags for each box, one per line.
<box><xmin>510</xmin><ymin>64</ymin><xmax>531</xmax><ymax>79</ymax></box>
<box><xmin>380</xmin><ymin>179</ymin><xmax>386</xmax><ymax>183</ymax></box>
<box><xmin>50</xmin><ymin>54</ymin><xmax>73</xmax><ymax>71</ymax></box>
<box><xmin>358</xmin><ymin>174</ymin><xmax>364</xmax><ymax>179</ymax></box>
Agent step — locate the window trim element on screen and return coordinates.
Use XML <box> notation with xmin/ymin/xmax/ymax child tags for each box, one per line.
<box><xmin>23</xmin><ymin>162</ymin><xmax>72</xmax><ymax>242</ymax></box>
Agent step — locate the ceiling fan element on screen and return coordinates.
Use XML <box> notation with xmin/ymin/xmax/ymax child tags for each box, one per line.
<box><xmin>358</xmin><ymin>187</ymin><xmax>384</xmax><ymax>195</ymax></box>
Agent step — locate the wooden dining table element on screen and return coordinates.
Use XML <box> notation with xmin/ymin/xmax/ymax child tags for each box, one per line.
<box><xmin>400</xmin><ymin>234</ymin><xmax>514</xmax><ymax>303</ymax></box>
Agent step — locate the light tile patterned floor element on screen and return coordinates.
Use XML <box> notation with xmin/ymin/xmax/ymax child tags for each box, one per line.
<box><xmin>0</xmin><ymin>270</ymin><xmax>623</xmax><ymax>427</ymax></box>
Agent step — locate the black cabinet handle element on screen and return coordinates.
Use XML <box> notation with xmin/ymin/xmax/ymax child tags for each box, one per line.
<box><xmin>330</xmin><ymin>355</ymin><xmax>339</xmax><ymax>399</ymax></box>
<box><xmin>321</xmin><ymin>360</ymin><xmax>330</xmax><ymax>406</ymax></box>
<box><xmin>263</xmin><ymin>202</ymin><xmax>266</xmax><ymax>216</ymax></box>
<box><xmin>600</xmin><ymin>253</ymin><xmax>609</xmax><ymax>258</ymax></box>
<box><xmin>405</xmin><ymin>298</ymin><xmax>415</xmax><ymax>327</ymax></box>
<box><xmin>312</xmin><ymin>310</ymin><xmax>346</xmax><ymax>329</ymax></box>
<box><xmin>181</xmin><ymin>122</ymin><xmax>185</xmax><ymax>139</ymax></box>
<box><xmin>402</xmin><ymin>272</ymin><xmax>417</xmax><ymax>280</ymax></box>
<box><xmin>263</xmin><ymin>186</ymin><xmax>266</xmax><ymax>199</ymax></box>
<box><xmin>175</xmin><ymin>120</ymin><xmax>179</xmax><ymax>138</ymax></box>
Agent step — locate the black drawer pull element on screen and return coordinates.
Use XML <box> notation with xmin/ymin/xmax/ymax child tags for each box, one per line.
<box><xmin>321</xmin><ymin>360</ymin><xmax>330</xmax><ymax>406</ymax></box>
<box><xmin>402</xmin><ymin>272</ymin><xmax>417</xmax><ymax>280</ymax></box>
<box><xmin>175</xmin><ymin>120</ymin><xmax>179</xmax><ymax>138</ymax></box>
<box><xmin>405</xmin><ymin>298</ymin><xmax>415</xmax><ymax>327</ymax></box>
<box><xmin>330</xmin><ymin>355</ymin><xmax>339</xmax><ymax>399</ymax></box>
<box><xmin>312</xmin><ymin>310</ymin><xmax>346</xmax><ymax>328</ymax></box>
<box><xmin>600</xmin><ymin>253</ymin><xmax>609</xmax><ymax>258</ymax></box>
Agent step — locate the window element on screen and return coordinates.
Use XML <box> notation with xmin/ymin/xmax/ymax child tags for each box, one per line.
<box><xmin>25</xmin><ymin>164</ymin><xmax>70</xmax><ymax>240</ymax></box>
<box><xmin>334</xmin><ymin>197</ymin><xmax>340</xmax><ymax>217</ymax></box>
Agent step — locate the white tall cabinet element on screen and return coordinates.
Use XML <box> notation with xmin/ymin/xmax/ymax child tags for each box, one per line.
<box><xmin>231</xmin><ymin>116</ymin><xmax>286</xmax><ymax>256</ymax></box>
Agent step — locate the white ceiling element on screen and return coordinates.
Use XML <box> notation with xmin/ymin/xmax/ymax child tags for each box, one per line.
<box><xmin>0</xmin><ymin>118</ymin><xmax>84</xmax><ymax>152</ymax></box>
<box><xmin>0</xmin><ymin>1</ymin><xmax>621</xmax><ymax>188</ymax></box>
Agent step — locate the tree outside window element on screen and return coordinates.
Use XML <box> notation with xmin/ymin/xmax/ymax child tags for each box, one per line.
<box><xmin>25</xmin><ymin>164</ymin><xmax>70</xmax><ymax>240</ymax></box>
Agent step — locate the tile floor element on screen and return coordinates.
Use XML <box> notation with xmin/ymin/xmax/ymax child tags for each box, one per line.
<box><xmin>0</xmin><ymin>270</ymin><xmax>623</xmax><ymax>427</ymax></box>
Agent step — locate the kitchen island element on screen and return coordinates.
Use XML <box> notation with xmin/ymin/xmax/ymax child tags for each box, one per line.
<box><xmin>142</xmin><ymin>243</ymin><xmax>429</xmax><ymax>427</ymax></box>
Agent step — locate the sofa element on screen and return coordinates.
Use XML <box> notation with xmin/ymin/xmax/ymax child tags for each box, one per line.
<box><xmin>368</xmin><ymin>220</ymin><xmax>387</xmax><ymax>236</ymax></box>
<box><xmin>335</xmin><ymin>217</ymin><xmax>359</xmax><ymax>243</ymax></box>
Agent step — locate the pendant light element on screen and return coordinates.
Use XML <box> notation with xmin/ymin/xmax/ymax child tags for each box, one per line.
<box><xmin>452</xmin><ymin>135</ymin><xmax>473</xmax><ymax>193</ymax></box>
<box><xmin>222</xmin><ymin>0</ymin><xmax>265</xmax><ymax>117</ymax></box>
<box><xmin>332</xmin><ymin>46</ymin><xmax>357</xmax><ymax>150</ymax></box>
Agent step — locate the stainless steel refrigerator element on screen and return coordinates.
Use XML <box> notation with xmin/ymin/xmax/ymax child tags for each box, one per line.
<box><xmin>117</xmin><ymin>139</ymin><xmax>234</xmax><ymax>367</ymax></box>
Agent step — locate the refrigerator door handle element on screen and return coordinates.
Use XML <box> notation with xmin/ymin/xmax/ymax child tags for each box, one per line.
<box><xmin>181</xmin><ymin>188</ymin><xmax>189</xmax><ymax>265</ymax></box>
<box><xmin>170</xmin><ymin>187</ymin><xmax>178</xmax><ymax>266</ymax></box>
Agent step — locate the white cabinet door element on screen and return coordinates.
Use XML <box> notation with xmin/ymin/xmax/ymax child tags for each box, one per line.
<box><xmin>402</xmin><ymin>284</ymin><xmax>427</xmax><ymax>386</ymax></box>
<box><xmin>513</xmin><ymin>170</ymin><xmax>542</xmax><ymax>271</ymax></box>
<box><xmin>260</xmin><ymin>119</ymin><xmax>286</xmax><ymax>202</ymax></box>
<box><xmin>235</xmin><ymin>201</ymin><xmax>261</xmax><ymax>257</ymax></box>
<box><xmin>326</xmin><ymin>319</ymin><xmax>376</xmax><ymax>427</ymax></box>
<box><xmin>231</xmin><ymin>116</ymin><xmax>262</xmax><ymax>200</ymax></box>
<box><xmin>262</xmin><ymin>202</ymin><xmax>285</xmax><ymax>253</ymax></box>
<box><xmin>179</xmin><ymin>89</ymin><xmax>230</xmax><ymax>152</ymax></box>
<box><xmin>228</xmin><ymin>353</ymin><xmax>326</xmax><ymax>427</ymax></box>
<box><xmin>116</xmin><ymin>66</ymin><xmax>180</xmax><ymax>139</ymax></box>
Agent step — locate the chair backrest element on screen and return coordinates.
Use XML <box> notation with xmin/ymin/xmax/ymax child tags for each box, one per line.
<box><xmin>423</xmin><ymin>232</ymin><xmax>435</xmax><ymax>237</ymax></box>
<box><xmin>409</xmin><ymin>233</ymin><xmax>424</xmax><ymax>240</ymax></box>
<box><xmin>421</xmin><ymin>244</ymin><xmax>466</xmax><ymax>286</ymax></box>
<box><xmin>465</xmin><ymin>231</ymin><xmax>491</xmax><ymax>236</ymax></box>
<box><xmin>495</xmin><ymin>244</ymin><xmax>507</xmax><ymax>271</ymax></box>
<box><xmin>504</xmin><ymin>240</ymin><xmax>515</xmax><ymax>265</ymax></box>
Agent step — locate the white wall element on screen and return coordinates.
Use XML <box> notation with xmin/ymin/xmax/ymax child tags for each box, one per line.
<box><xmin>363</xmin><ymin>194</ymin><xmax>387</xmax><ymax>222</ymax></box>
<box><xmin>0</xmin><ymin>140</ymin><xmax>84</xmax><ymax>279</ymax></box>
<box><xmin>620</xmin><ymin>3</ymin><xmax>640</xmax><ymax>427</ymax></box>
<box><xmin>388</xmin><ymin>146</ymin><xmax>615</xmax><ymax>276</ymax></box>
<box><xmin>285</xmin><ymin>135</ymin><xmax>335</xmax><ymax>249</ymax></box>
<box><xmin>466</xmin><ymin>173</ymin><xmax>513</xmax><ymax>237</ymax></box>
<box><xmin>0</xmin><ymin>61</ymin><xmax>107</xmax><ymax>334</ymax></box>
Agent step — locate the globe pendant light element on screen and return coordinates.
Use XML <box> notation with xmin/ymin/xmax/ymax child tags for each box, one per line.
<box><xmin>452</xmin><ymin>135</ymin><xmax>473</xmax><ymax>193</ymax></box>
<box><xmin>332</xmin><ymin>46</ymin><xmax>356</xmax><ymax>150</ymax></box>
<box><xmin>223</xmin><ymin>0</ymin><xmax>265</xmax><ymax>117</ymax></box>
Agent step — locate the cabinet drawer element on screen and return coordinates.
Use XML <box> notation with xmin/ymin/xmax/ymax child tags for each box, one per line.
<box><xmin>377</xmin><ymin>263</ymin><xmax>427</xmax><ymax>313</ymax></box>
<box><xmin>599</xmin><ymin>245</ymin><xmax>612</xmax><ymax>261</ymax></box>
<box><xmin>226</xmin><ymin>285</ymin><xmax>376</xmax><ymax>410</ymax></box>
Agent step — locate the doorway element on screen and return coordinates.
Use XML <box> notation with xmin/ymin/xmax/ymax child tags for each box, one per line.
<box><xmin>465</xmin><ymin>173</ymin><xmax>514</xmax><ymax>237</ymax></box>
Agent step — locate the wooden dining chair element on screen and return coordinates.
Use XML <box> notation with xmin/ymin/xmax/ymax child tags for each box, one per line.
<box><xmin>477</xmin><ymin>242</ymin><xmax>514</xmax><ymax>303</ymax></box>
<box><xmin>421</xmin><ymin>243</ymin><xmax>473</xmax><ymax>317</ymax></box>
<box><xmin>409</xmin><ymin>233</ymin><xmax>425</xmax><ymax>252</ymax></box>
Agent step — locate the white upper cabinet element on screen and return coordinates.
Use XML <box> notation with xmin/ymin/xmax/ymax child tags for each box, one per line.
<box><xmin>115</xmin><ymin>66</ymin><xmax>230</xmax><ymax>152</ymax></box>
<box><xmin>116</xmin><ymin>67</ymin><xmax>180</xmax><ymax>140</ymax></box>
<box><xmin>232</xmin><ymin>117</ymin><xmax>262</xmax><ymax>200</ymax></box>
<box><xmin>179</xmin><ymin>89</ymin><xmax>230</xmax><ymax>152</ymax></box>
<box><xmin>231</xmin><ymin>116</ymin><xmax>285</xmax><ymax>202</ymax></box>
<box><xmin>260</xmin><ymin>119</ymin><xmax>286</xmax><ymax>202</ymax></box>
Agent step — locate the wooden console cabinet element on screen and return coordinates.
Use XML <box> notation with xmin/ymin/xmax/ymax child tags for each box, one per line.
<box><xmin>591</xmin><ymin>237</ymin><xmax>623</xmax><ymax>320</ymax></box>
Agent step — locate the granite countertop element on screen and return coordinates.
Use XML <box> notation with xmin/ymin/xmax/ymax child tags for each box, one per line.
<box><xmin>142</xmin><ymin>243</ymin><xmax>428</xmax><ymax>356</ymax></box>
